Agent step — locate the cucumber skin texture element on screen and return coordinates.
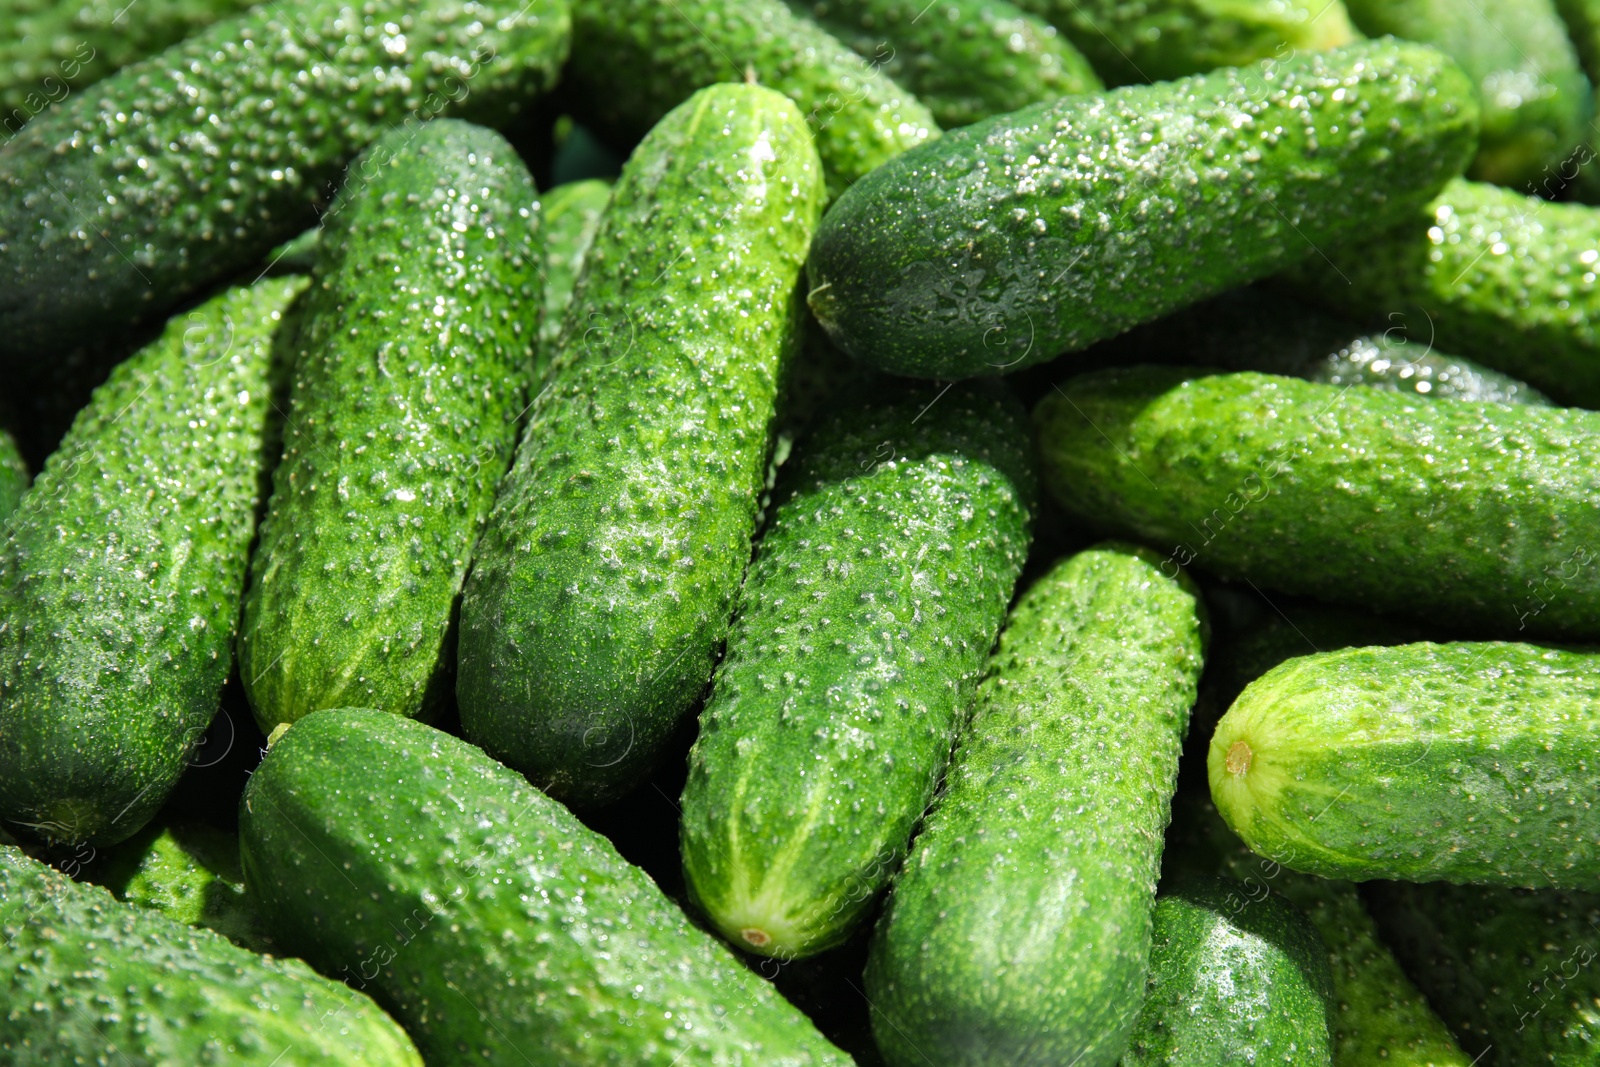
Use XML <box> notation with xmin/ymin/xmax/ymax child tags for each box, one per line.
<box><xmin>1035</xmin><ymin>367</ymin><xmax>1600</xmax><ymax>639</ymax></box>
<box><xmin>565</xmin><ymin>0</ymin><xmax>937</xmax><ymax>200</ymax></box>
<box><xmin>0</xmin><ymin>0</ymin><xmax>569</xmax><ymax>362</ymax></box>
<box><xmin>0</xmin><ymin>276</ymin><xmax>306</xmax><ymax>848</ymax></box>
<box><xmin>1210</xmin><ymin>642</ymin><xmax>1600</xmax><ymax>887</ymax></box>
<box><xmin>0</xmin><ymin>428</ymin><xmax>25</xmax><ymax>525</ymax></box>
<box><xmin>0</xmin><ymin>844</ymin><xmax>421</xmax><ymax>1066</ymax></box>
<box><xmin>1123</xmin><ymin>876</ymin><xmax>1334</xmax><ymax>1067</ymax></box>
<box><xmin>866</xmin><ymin>545</ymin><xmax>1205</xmax><ymax>1067</ymax></box>
<box><xmin>792</xmin><ymin>0</ymin><xmax>1102</xmax><ymax>129</ymax></box>
<box><xmin>805</xmin><ymin>40</ymin><xmax>1479</xmax><ymax>380</ymax></box>
<box><xmin>1342</xmin><ymin>0</ymin><xmax>1592</xmax><ymax>187</ymax></box>
<box><xmin>538</xmin><ymin>178</ymin><xmax>611</xmax><ymax>354</ymax></box>
<box><xmin>680</xmin><ymin>383</ymin><xmax>1037</xmax><ymax>960</ymax></box>
<box><xmin>240</xmin><ymin>708</ymin><xmax>852</xmax><ymax>1067</ymax></box>
<box><xmin>457</xmin><ymin>85</ymin><xmax>825</xmax><ymax>807</ymax></box>
<box><xmin>239</xmin><ymin>120</ymin><xmax>540</xmax><ymax>731</ymax></box>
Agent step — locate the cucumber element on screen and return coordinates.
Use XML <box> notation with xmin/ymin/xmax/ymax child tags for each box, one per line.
<box><xmin>1342</xmin><ymin>0</ymin><xmax>1592</xmax><ymax>187</ymax></box>
<box><xmin>1556</xmin><ymin>0</ymin><xmax>1600</xmax><ymax>92</ymax></box>
<box><xmin>0</xmin><ymin>427</ymin><xmax>25</xmax><ymax>525</ymax></box>
<box><xmin>1211</xmin><ymin>641</ymin><xmax>1600</xmax><ymax>887</ymax></box>
<box><xmin>791</xmin><ymin>0</ymin><xmax>1102</xmax><ymax>129</ymax></box>
<box><xmin>1366</xmin><ymin>879</ymin><xmax>1600</xmax><ymax>1066</ymax></box>
<box><xmin>240</xmin><ymin>707</ymin><xmax>852</xmax><ymax>1066</ymax></box>
<box><xmin>1012</xmin><ymin>0</ymin><xmax>1357</xmax><ymax>86</ymax></box>
<box><xmin>538</xmin><ymin>178</ymin><xmax>611</xmax><ymax>354</ymax></box>
<box><xmin>0</xmin><ymin>0</ymin><xmax>570</xmax><ymax>363</ymax></box>
<box><xmin>806</xmin><ymin>39</ymin><xmax>1479</xmax><ymax>380</ymax></box>
<box><xmin>0</xmin><ymin>842</ymin><xmax>421</xmax><ymax>1066</ymax></box>
<box><xmin>0</xmin><ymin>276</ymin><xmax>305</xmax><ymax>847</ymax></box>
<box><xmin>1122</xmin><ymin>875</ymin><xmax>1334</xmax><ymax>1067</ymax></box>
<box><xmin>457</xmin><ymin>84</ymin><xmax>825</xmax><ymax>806</ymax></box>
<box><xmin>1035</xmin><ymin>367</ymin><xmax>1600</xmax><ymax>639</ymax></box>
<box><xmin>865</xmin><ymin>544</ymin><xmax>1205</xmax><ymax>1067</ymax></box>
<box><xmin>680</xmin><ymin>382</ymin><xmax>1036</xmax><ymax>960</ymax></box>
<box><xmin>239</xmin><ymin>120</ymin><xmax>540</xmax><ymax>732</ymax></box>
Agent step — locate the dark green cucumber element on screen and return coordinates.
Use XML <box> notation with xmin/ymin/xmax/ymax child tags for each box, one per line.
<box><xmin>865</xmin><ymin>544</ymin><xmax>1205</xmax><ymax>1067</ymax></box>
<box><xmin>680</xmin><ymin>382</ymin><xmax>1036</xmax><ymax>959</ymax></box>
<box><xmin>791</xmin><ymin>0</ymin><xmax>1102</xmax><ymax>129</ymax></box>
<box><xmin>457</xmin><ymin>84</ymin><xmax>825</xmax><ymax>806</ymax></box>
<box><xmin>538</xmin><ymin>178</ymin><xmax>611</xmax><ymax>353</ymax></box>
<box><xmin>0</xmin><ymin>843</ymin><xmax>420</xmax><ymax>1065</ymax></box>
<box><xmin>240</xmin><ymin>708</ymin><xmax>852</xmax><ymax>1066</ymax></box>
<box><xmin>565</xmin><ymin>0</ymin><xmax>937</xmax><ymax>200</ymax></box>
<box><xmin>239</xmin><ymin>120</ymin><xmax>540</xmax><ymax>731</ymax></box>
<box><xmin>0</xmin><ymin>427</ymin><xmax>25</xmax><ymax>525</ymax></box>
<box><xmin>0</xmin><ymin>0</ymin><xmax>569</xmax><ymax>362</ymax></box>
<box><xmin>0</xmin><ymin>276</ymin><xmax>305</xmax><ymax>847</ymax></box>
<box><xmin>1211</xmin><ymin>641</ymin><xmax>1600</xmax><ymax>887</ymax></box>
<box><xmin>1122</xmin><ymin>875</ymin><xmax>1334</xmax><ymax>1067</ymax></box>
<box><xmin>806</xmin><ymin>40</ymin><xmax>1478</xmax><ymax>379</ymax></box>
<box><xmin>1035</xmin><ymin>367</ymin><xmax>1600</xmax><ymax>638</ymax></box>
<box><xmin>1366</xmin><ymin>880</ymin><xmax>1600</xmax><ymax>1066</ymax></box>
<box><xmin>1556</xmin><ymin>0</ymin><xmax>1600</xmax><ymax>88</ymax></box>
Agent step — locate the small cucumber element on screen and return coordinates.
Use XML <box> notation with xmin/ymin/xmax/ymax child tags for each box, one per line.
<box><xmin>0</xmin><ymin>843</ymin><xmax>421</xmax><ymax>1066</ymax></box>
<box><xmin>538</xmin><ymin>178</ymin><xmax>612</xmax><ymax>354</ymax></box>
<box><xmin>1211</xmin><ymin>642</ymin><xmax>1600</xmax><ymax>887</ymax></box>
<box><xmin>1122</xmin><ymin>875</ymin><xmax>1334</xmax><ymax>1067</ymax></box>
<box><xmin>239</xmin><ymin>120</ymin><xmax>540</xmax><ymax>730</ymax></box>
<box><xmin>680</xmin><ymin>382</ymin><xmax>1036</xmax><ymax>960</ymax></box>
<box><xmin>457</xmin><ymin>84</ymin><xmax>825</xmax><ymax>806</ymax></box>
<box><xmin>240</xmin><ymin>708</ymin><xmax>852</xmax><ymax>1066</ymax></box>
<box><xmin>565</xmin><ymin>0</ymin><xmax>937</xmax><ymax>199</ymax></box>
<box><xmin>791</xmin><ymin>0</ymin><xmax>1102</xmax><ymax>129</ymax></box>
<box><xmin>806</xmin><ymin>40</ymin><xmax>1479</xmax><ymax>379</ymax></box>
<box><xmin>865</xmin><ymin>544</ymin><xmax>1205</xmax><ymax>1067</ymax></box>
<box><xmin>1035</xmin><ymin>367</ymin><xmax>1600</xmax><ymax>639</ymax></box>
<box><xmin>0</xmin><ymin>276</ymin><xmax>305</xmax><ymax>847</ymax></box>
<box><xmin>0</xmin><ymin>427</ymin><xmax>25</xmax><ymax>525</ymax></box>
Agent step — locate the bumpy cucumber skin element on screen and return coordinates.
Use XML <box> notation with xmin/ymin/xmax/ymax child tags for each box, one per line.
<box><xmin>565</xmin><ymin>0</ymin><xmax>936</xmax><ymax>200</ymax></box>
<box><xmin>866</xmin><ymin>545</ymin><xmax>1205</xmax><ymax>1067</ymax></box>
<box><xmin>0</xmin><ymin>844</ymin><xmax>421</xmax><ymax>1066</ymax></box>
<box><xmin>680</xmin><ymin>383</ymin><xmax>1036</xmax><ymax>960</ymax></box>
<box><xmin>239</xmin><ymin>121</ymin><xmax>540</xmax><ymax>731</ymax></box>
<box><xmin>1211</xmin><ymin>642</ymin><xmax>1600</xmax><ymax>887</ymax></box>
<box><xmin>792</xmin><ymin>0</ymin><xmax>1102</xmax><ymax>129</ymax></box>
<box><xmin>457</xmin><ymin>85</ymin><xmax>825</xmax><ymax>807</ymax></box>
<box><xmin>806</xmin><ymin>40</ymin><xmax>1479</xmax><ymax>379</ymax></box>
<box><xmin>538</xmin><ymin>178</ymin><xmax>611</xmax><ymax>355</ymax></box>
<box><xmin>0</xmin><ymin>0</ymin><xmax>569</xmax><ymax>362</ymax></box>
<box><xmin>1123</xmin><ymin>876</ymin><xmax>1334</xmax><ymax>1067</ymax></box>
<box><xmin>240</xmin><ymin>708</ymin><xmax>852</xmax><ymax>1066</ymax></box>
<box><xmin>1035</xmin><ymin>368</ymin><xmax>1600</xmax><ymax>638</ymax></box>
<box><xmin>1343</xmin><ymin>0</ymin><xmax>1592</xmax><ymax>187</ymax></box>
<box><xmin>0</xmin><ymin>277</ymin><xmax>305</xmax><ymax>848</ymax></box>
<box><xmin>0</xmin><ymin>428</ymin><xmax>25</xmax><ymax>525</ymax></box>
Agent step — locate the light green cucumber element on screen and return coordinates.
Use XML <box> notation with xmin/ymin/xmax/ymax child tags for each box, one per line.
<box><xmin>0</xmin><ymin>427</ymin><xmax>25</xmax><ymax>525</ymax></box>
<box><xmin>680</xmin><ymin>382</ymin><xmax>1036</xmax><ymax>959</ymax></box>
<box><xmin>865</xmin><ymin>544</ymin><xmax>1206</xmax><ymax>1067</ymax></box>
<box><xmin>538</xmin><ymin>178</ymin><xmax>612</xmax><ymax>354</ymax></box>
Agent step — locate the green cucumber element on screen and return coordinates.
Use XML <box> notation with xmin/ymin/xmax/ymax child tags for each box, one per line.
<box><xmin>0</xmin><ymin>276</ymin><xmax>305</xmax><ymax>847</ymax></box>
<box><xmin>806</xmin><ymin>39</ymin><xmax>1479</xmax><ymax>380</ymax></box>
<box><xmin>791</xmin><ymin>0</ymin><xmax>1102</xmax><ymax>129</ymax></box>
<box><xmin>1211</xmin><ymin>641</ymin><xmax>1600</xmax><ymax>887</ymax></box>
<box><xmin>865</xmin><ymin>544</ymin><xmax>1205</xmax><ymax>1067</ymax></box>
<box><xmin>457</xmin><ymin>84</ymin><xmax>825</xmax><ymax>806</ymax></box>
<box><xmin>538</xmin><ymin>178</ymin><xmax>611</xmax><ymax>354</ymax></box>
<box><xmin>240</xmin><ymin>707</ymin><xmax>852</xmax><ymax>1066</ymax></box>
<box><xmin>239</xmin><ymin>120</ymin><xmax>540</xmax><ymax>731</ymax></box>
<box><xmin>0</xmin><ymin>0</ymin><xmax>569</xmax><ymax>363</ymax></box>
<box><xmin>1035</xmin><ymin>367</ymin><xmax>1600</xmax><ymax>639</ymax></box>
<box><xmin>1122</xmin><ymin>875</ymin><xmax>1334</xmax><ymax>1067</ymax></box>
<box><xmin>565</xmin><ymin>0</ymin><xmax>937</xmax><ymax>200</ymax></box>
<box><xmin>0</xmin><ymin>842</ymin><xmax>421</xmax><ymax>1066</ymax></box>
<box><xmin>0</xmin><ymin>427</ymin><xmax>25</xmax><ymax>525</ymax></box>
<box><xmin>680</xmin><ymin>382</ymin><xmax>1036</xmax><ymax>960</ymax></box>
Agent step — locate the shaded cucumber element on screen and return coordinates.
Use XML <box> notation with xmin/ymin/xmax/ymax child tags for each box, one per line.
<box><xmin>0</xmin><ymin>427</ymin><xmax>25</xmax><ymax>525</ymax></box>
<box><xmin>538</xmin><ymin>178</ymin><xmax>611</xmax><ymax>355</ymax></box>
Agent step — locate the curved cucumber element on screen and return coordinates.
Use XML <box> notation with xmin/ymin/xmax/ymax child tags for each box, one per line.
<box><xmin>538</xmin><ymin>178</ymin><xmax>611</xmax><ymax>355</ymax></box>
<box><xmin>865</xmin><ymin>544</ymin><xmax>1205</xmax><ymax>1067</ymax></box>
<box><xmin>240</xmin><ymin>708</ymin><xmax>851</xmax><ymax>1066</ymax></box>
<box><xmin>1035</xmin><ymin>367</ymin><xmax>1600</xmax><ymax>639</ymax></box>
<box><xmin>1211</xmin><ymin>641</ymin><xmax>1600</xmax><ymax>887</ymax></box>
<box><xmin>680</xmin><ymin>382</ymin><xmax>1036</xmax><ymax>959</ymax></box>
<box><xmin>457</xmin><ymin>84</ymin><xmax>825</xmax><ymax>806</ymax></box>
<box><xmin>0</xmin><ymin>277</ymin><xmax>305</xmax><ymax>847</ymax></box>
<box><xmin>0</xmin><ymin>427</ymin><xmax>24</xmax><ymax>525</ymax></box>
<box><xmin>806</xmin><ymin>39</ymin><xmax>1479</xmax><ymax>379</ymax></box>
<box><xmin>240</xmin><ymin>120</ymin><xmax>540</xmax><ymax>731</ymax></box>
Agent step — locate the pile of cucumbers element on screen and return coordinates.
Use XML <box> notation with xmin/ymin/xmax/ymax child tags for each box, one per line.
<box><xmin>4</xmin><ymin>0</ymin><xmax>1600</xmax><ymax>1063</ymax></box>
